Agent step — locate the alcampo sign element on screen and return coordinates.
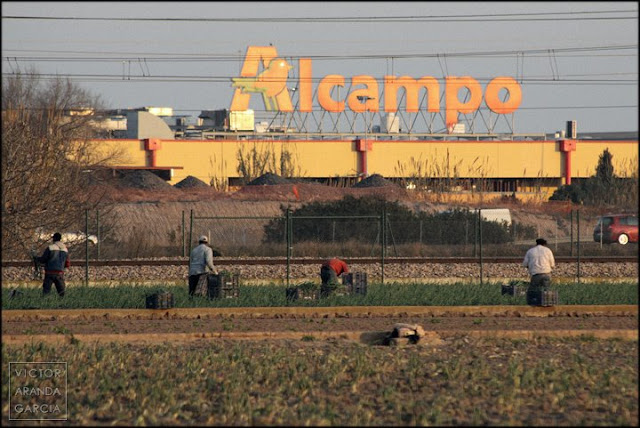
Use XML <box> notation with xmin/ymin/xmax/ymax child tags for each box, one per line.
<box><xmin>230</xmin><ymin>46</ymin><xmax>522</xmax><ymax>129</ymax></box>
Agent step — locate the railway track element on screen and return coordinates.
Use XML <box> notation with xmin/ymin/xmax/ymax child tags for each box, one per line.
<box><xmin>2</xmin><ymin>256</ymin><xmax>636</xmax><ymax>268</ymax></box>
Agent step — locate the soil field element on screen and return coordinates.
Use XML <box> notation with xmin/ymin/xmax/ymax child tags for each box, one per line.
<box><xmin>3</xmin><ymin>306</ymin><xmax>637</xmax><ymax>425</ymax></box>
<box><xmin>3</xmin><ymin>305</ymin><xmax>637</xmax><ymax>345</ymax></box>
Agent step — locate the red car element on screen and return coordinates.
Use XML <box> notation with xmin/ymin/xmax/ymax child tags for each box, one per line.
<box><xmin>593</xmin><ymin>214</ymin><xmax>639</xmax><ymax>245</ymax></box>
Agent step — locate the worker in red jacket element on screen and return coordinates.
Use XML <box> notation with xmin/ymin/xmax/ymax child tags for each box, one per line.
<box><xmin>320</xmin><ymin>257</ymin><xmax>349</xmax><ymax>287</ymax></box>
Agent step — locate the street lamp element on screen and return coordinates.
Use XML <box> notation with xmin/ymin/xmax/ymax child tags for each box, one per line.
<box><xmin>356</xmin><ymin>95</ymin><xmax>376</xmax><ymax>179</ymax></box>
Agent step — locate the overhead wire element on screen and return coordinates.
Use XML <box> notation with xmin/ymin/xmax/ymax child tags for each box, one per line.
<box><xmin>2</xmin><ymin>44</ymin><xmax>637</xmax><ymax>62</ymax></box>
<box><xmin>2</xmin><ymin>71</ymin><xmax>635</xmax><ymax>85</ymax></box>
<box><xmin>2</xmin><ymin>9</ymin><xmax>637</xmax><ymax>23</ymax></box>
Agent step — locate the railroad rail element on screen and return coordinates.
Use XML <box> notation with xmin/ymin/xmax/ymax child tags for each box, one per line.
<box><xmin>2</xmin><ymin>256</ymin><xmax>636</xmax><ymax>268</ymax></box>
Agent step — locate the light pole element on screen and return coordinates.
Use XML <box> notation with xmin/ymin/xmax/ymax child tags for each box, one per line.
<box><xmin>356</xmin><ymin>95</ymin><xmax>375</xmax><ymax>179</ymax></box>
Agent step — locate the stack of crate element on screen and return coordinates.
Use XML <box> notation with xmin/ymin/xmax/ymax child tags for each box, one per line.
<box><xmin>207</xmin><ymin>273</ymin><xmax>240</xmax><ymax>299</ymax></box>
<box><xmin>501</xmin><ymin>280</ymin><xmax>528</xmax><ymax>297</ymax></box>
<box><xmin>342</xmin><ymin>272</ymin><xmax>367</xmax><ymax>296</ymax></box>
<box><xmin>146</xmin><ymin>291</ymin><xmax>175</xmax><ymax>309</ymax></box>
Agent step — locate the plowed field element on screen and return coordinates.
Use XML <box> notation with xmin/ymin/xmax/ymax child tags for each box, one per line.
<box><xmin>3</xmin><ymin>305</ymin><xmax>637</xmax><ymax>345</ymax></box>
<box><xmin>3</xmin><ymin>306</ymin><xmax>637</xmax><ymax>426</ymax></box>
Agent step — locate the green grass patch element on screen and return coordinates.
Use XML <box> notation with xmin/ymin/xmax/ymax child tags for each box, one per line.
<box><xmin>2</xmin><ymin>280</ymin><xmax>637</xmax><ymax>310</ymax></box>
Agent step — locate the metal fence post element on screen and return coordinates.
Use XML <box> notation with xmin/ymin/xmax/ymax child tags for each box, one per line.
<box><xmin>286</xmin><ymin>208</ymin><xmax>291</xmax><ymax>287</ymax></box>
<box><xmin>478</xmin><ymin>208</ymin><xmax>483</xmax><ymax>285</ymax></box>
<box><xmin>577</xmin><ymin>209</ymin><xmax>581</xmax><ymax>283</ymax></box>
<box><xmin>570</xmin><ymin>209</ymin><xmax>574</xmax><ymax>257</ymax></box>
<box><xmin>96</xmin><ymin>210</ymin><xmax>100</xmax><ymax>260</ymax></box>
<box><xmin>182</xmin><ymin>210</ymin><xmax>185</xmax><ymax>257</ymax></box>
<box><xmin>85</xmin><ymin>209</ymin><xmax>89</xmax><ymax>285</ymax></box>
<box><xmin>473</xmin><ymin>213</ymin><xmax>477</xmax><ymax>257</ymax></box>
<box><xmin>381</xmin><ymin>206</ymin><xmax>386</xmax><ymax>284</ymax></box>
<box><xmin>465</xmin><ymin>219</ymin><xmax>469</xmax><ymax>252</ymax></box>
<box><xmin>189</xmin><ymin>209</ymin><xmax>194</xmax><ymax>253</ymax></box>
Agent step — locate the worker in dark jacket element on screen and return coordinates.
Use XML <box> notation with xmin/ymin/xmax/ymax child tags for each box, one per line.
<box><xmin>37</xmin><ymin>232</ymin><xmax>70</xmax><ymax>297</ymax></box>
<box><xmin>320</xmin><ymin>257</ymin><xmax>349</xmax><ymax>287</ymax></box>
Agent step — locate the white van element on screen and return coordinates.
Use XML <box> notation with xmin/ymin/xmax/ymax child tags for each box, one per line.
<box><xmin>471</xmin><ymin>208</ymin><xmax>512</xmax><ymax>227</ymax></box>
<box><xmin>36</xmin><ymin>230</ymin><xmax>98</xmax><ymax>245</ymax></box>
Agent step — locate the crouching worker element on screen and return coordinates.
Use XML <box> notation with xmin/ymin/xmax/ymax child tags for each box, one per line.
<box><xmin>522</xmin><ymin>238</ymin><xmax>555</xmax><ymax>291</ymax></box>
<box><xmin>37</xmin><ymin>232</ymin><xmax>70</xmax><ymax>297</ymax></box>
<box><xmin>320</xmin><ymin>257</ymin><xmax>349</xmax><ymax>288</ymax></box>
<box><xmin>188</xmin><ymin>235</ymin><xmax>218</xmax><ymax>296</ymax></box>
<box><xmin>522</xmin><ymin>238</ymin><xmax>556</xmax><ymax>306</ymax></box>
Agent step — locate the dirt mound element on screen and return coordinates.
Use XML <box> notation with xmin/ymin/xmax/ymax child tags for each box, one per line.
<box><xmin>247</xmin><ymin>173</ymin><xmax>291</xmax><ymax>186</ymax></box>
<box><xmin>117</xmin><ymin>170</ymin><xmax>175</xmax><ymax>190</ymax></box>
<box><xmin>352</xmin><ymin>174</ymin><xmax>397</xmax><ymax>188</ymax></box>
<box><xmin>232</xmin><ymin>181</ymin><xmax>413</xmax><ymax>203</ymax></box>
<box><xmin>174</xmin><ymin>175</ymin><xmax>210</xmax><ymax>189</ymax></box>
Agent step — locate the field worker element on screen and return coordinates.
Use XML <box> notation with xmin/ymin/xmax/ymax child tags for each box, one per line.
<box><xmin>320</xmin><ymin>257</ymin><xmax>349</xmax><ymax>287</ymax></box>
<box><xmin>188</xmin><ymin>235</ymin><xmax>218</xmax><ymax>296</ymax></box>
<box><xmin>36</xmin><ymin>232</ymin><xmax>70</xmax><ymax>297</ymax></box>
<box><xmin>522</xmin><ymin>238</ymin><xmax>555</xmax><ymax>290</ymax></box>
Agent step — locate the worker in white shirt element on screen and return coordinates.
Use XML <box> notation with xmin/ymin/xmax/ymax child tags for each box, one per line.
<box><xmin>522</xmin><ymin>238</ymin><xmax>555</xmax><ymax>289</ymax></box>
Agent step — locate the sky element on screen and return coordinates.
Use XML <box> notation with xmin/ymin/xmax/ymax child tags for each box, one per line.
<box><xmin>2</xmin><ymin>1</ymin><xmax>638</xmax><ymax>134</ymax></box>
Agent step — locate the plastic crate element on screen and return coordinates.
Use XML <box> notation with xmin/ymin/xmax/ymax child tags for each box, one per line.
<box><xmin>526</xmin><ymin>289</ymin><xmax>558</xmax><ymax>307</ymax></box>
<box><xmin>193</xmin><ymin>274</ymin><xmax>209</xmax><ymax>297</ymax></box>
<box><xmin>342</xmin><ymin>272</ymin><xmax>368</xmax><ymax>296</ymax></box>
<box><xmin>207</xmin><ymin>273</ymin><xmax>240</xmax><ymax>299</ymax></box>
<box><xmin>146</xmin><ymin>292</ymin><xmax>174</xmax><ymax>309</ymax></box>
<box><xmin>501</xmin><ymin>281</ymin><xmax>527</xmax><ymax>297</ymax></box>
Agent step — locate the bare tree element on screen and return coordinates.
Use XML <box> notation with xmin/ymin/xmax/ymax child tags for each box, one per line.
<box><xmin>2</xmin><ymin>69</ymin><xmax>123</xmax><ymax>259</ymax></box>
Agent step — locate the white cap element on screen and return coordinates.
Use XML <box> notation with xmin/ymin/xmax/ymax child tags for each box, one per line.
<box><xmin>199</xmin><ymin>235</ymin><xmax>208</xmax><ymax>243</ymax></box>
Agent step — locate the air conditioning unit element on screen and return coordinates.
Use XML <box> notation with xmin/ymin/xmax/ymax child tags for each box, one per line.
<box><xmin>451</xmin><ymin>123</ymin><xmax>465</xmax><ymax>134</ymax></box>
<box><xmin>383</xmin><ymin>113</ymin><xmax>399</xmax><ymax>133</ymax></box>
<box><xmin>566</xmin><ymin>120</ymin><xmax>577</xmax><ymax>139</ymax></box>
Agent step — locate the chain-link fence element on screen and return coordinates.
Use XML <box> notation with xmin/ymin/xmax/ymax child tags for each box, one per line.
<box><xmin>48</xmin><ymin>206</ymin><xmax>637</xmax><ymax>286</ymax></box>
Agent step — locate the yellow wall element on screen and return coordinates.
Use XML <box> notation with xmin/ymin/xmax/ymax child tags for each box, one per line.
<box><xmin>159</xmin><ymin>139</ymin><xmax>358</xmax><ymax>184</ymax></box>
<box><xmin>369</xmin><ymin>140</ymin><xmax>561</xmax><ymax>178</ymax></box>
<box><xmin>571</xmin><ymin>141</ymin><xmax>639</xmax><ymax>178</ymax></box>
<box><xmin>89</xmin><ymin>138</ymin><xmax>638</xmax><ymax>186</ymax></box>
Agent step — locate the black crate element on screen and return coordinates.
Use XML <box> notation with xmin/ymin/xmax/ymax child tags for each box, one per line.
<box><xmin>342</xmin><ymin>272</ymin><xmax>368</xmax><ymax>296</ymax></box>
<box><xmin>502</xmin><ymin>282</ymin><xmax>528</xmax><ymax>297</ymax></box>
<box><xmin>207</xmin><ymin>273</ymin><xmax>240</xmax><ymax>299</ymax></box>
<box><xmin>193</xmin><ymin>274</ymin><xmax>209</xmax><ymax>297</ymax></box>
<box><xmin>540</xmin><ymin>290</ymin><xmax>559</xmax><ymax>306</ymax></box>
<box><xmin>146</xmin><ymin>292</ymin><xmax>174</xmax><ymax>309</ymax></box>
<box><xmin>286</xmin><ymin>286</ymin><xmax>319</xmax><ymax>301</ymax></box>
<box><xmin>526</xmin><ymin>289</ymin><xmax>559</xmax><ymax>307</ymax></box>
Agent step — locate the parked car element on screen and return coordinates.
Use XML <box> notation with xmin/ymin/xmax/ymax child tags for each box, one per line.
<box><xmin>593</xmin><ymin>214</ymin><xmax>638</xmax><ymax>245</ymax></box>
<box><xmin>36</xmin><ymin>230</ymin><xmax>98</xmax><ymax>245</ymax></box>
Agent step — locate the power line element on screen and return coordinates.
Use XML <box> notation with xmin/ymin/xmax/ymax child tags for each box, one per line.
<box><xmin>1</xmin><ymin>48</ymin><xmax>636</xmax><ymax>58</ymax></box>
<box><xmin>2</xmin><ymin>9</ymin><xmax>637</xmax><ymax>23</ymax></box>
<box><xmin>3</xmin><ymin>70</ymin><xmax>636</xmax><ymax>83</ymax></box>
<box><xmin>2</xmin><ymin>44</ymin><xmax>636</xmax><ymax>63</ymax></box>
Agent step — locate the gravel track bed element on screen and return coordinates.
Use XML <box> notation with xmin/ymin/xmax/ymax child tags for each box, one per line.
<box><xmin>2</xmin><ymin>262</ymin><xmax>637</xmax><ymax>283</ymax></box>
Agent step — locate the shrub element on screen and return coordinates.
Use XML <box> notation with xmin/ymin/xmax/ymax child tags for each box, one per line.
<box><xmin>550</xmin><ymin>149</ymin><xmax>638</xmax><ymax>209</ymax></box>
<box><xmin>263</xmin><ymin>196</ymin><xmax>514</xmax><ymax>245</ymax></box>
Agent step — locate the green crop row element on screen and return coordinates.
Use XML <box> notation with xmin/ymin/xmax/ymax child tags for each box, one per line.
<box><xmin>2</xmin><ymin>337</ymin><xmax>637</xmax><ymax>425</ymax></box>
<box><xmin>3</xmin><ymin>281</ymin><xmax>637</xmax><ymax>310</ymax></box>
